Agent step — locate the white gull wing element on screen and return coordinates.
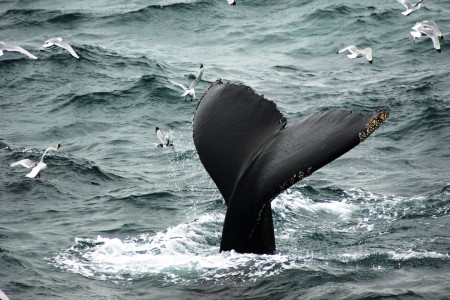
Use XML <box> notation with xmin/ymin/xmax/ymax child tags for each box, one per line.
<box><xmin>362</xmin><ymin>48</ymin><xmax>373</xmax><ymax>62</ymax></box>
<box><xmin>397</xmin><ymin>0</ymin><xmax>414</xmax><ymax>10</ymax></box>
<box><xmin>424</xmin><ymin>30</ymin><xmax>441</xmax><ymax>51</ymax></box>
<box><xmin>189</xmin><ymin>66</ymin><xmax>204</xmax><ymax>89</ymax></box>
<box><xmin>227</xmin><ymin>0</ymin><xmax>236</xmax><ymax>4</ymax></box>
<box><xmin>337</xmin><ymin>45</ymin><xmax>358</xmax><ymax>55</ymax></box>
<box><xmin>0</xmin><ymin>42</ymin><xmax>37</xmax><ymax>59</ymax></box>
<box><xmin>173</xmin><ymin>81</ymin><xmax>195</xmax><ymax>99</ymax></box>
<box><xmin>10</xmin><ymin>159</ymin><xmax>36</xmax><ymax>168</ymax></box>
<box><xmin>54</xmin><ymin>40</ymin><xmax>79</xmax><ymax>59</ymax></box>
<box><xmin>40</xmin><ymin>143</ymin><xmax>60</xmax><ymax>161</ymax></box>
<box><xmin>25</xmin><ymin>161</ymin><xmax>47</xmax><ymax>178</ymax></box>
<box><xmin>0</xmin><ymin>289</ymin><xmax>11</xmax><ymax>300</ymax></box>
<box><xmin>422</xmin><ymin>20</ymin><xmax>443</xmax><ymax>38</ymax></box>
<box><xmin>156</xmin><ymin>129</ymin><xmax>166</xmax><ymax>145</ymax></box>
<box><xmin>172</xmin><ymin>81</ymin><xmax>188</xmax><ymax>91</ymax></box>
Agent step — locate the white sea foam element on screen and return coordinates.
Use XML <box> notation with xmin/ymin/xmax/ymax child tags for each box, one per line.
<box><xmin>320</xmin><ymin>249</ymin><xmax>449</xmax><ymax>268</ymax></box>
<box><xmin>54</xmin><ymin>212</ymin><xmax>299</xmax><ymax>283</ymax></box>
<box><xmin>388</xmin><ymin>250</ymin><xmax>450</xmax><ymax>261</ymax></box>
<box><xmin>54</xmin><ymin>187</ymin><xmax>443</xmax><ymax>284</ymax></box>
<box><xmin>342</xmin><ymin>188</ymin><xmax>429</xmax><ymax>233</ymax></box>
<box><xmin>273</xmin><ymin>189</ymin><xmax>356</xmax><ymax>221</ymax></box>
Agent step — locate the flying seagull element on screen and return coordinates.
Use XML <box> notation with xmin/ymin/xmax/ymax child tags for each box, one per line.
<box><xmin>337</xmin><ymin>45</ymin><xmax>373</xmax><ymax>63</ymax></box>
<box><xmin>397</xmin><ymin>0</ymin><xmax>423</xmax><ymax>16</ymax></box>
<box><xmin>173</xmin><ymin>64</ymin><xmax>204</xmax><ymax>101</ymax></box>
<box><xmin>41</xmin><ymin>37</ymin><xmax>79</xmax><ymax>59</ymax></box>
<box><xmin>155</xmin><ymin>127</ymin><xmax>173</xmax><ymax>147</ymax></box>
<box><xmin>411</xmin><ymin>21</ymin><xmax>442</xmax><ymax>52</ymax></box>
<box><xmin>10</xmin><ymin>144</ymin><xmax>61</xmax><ymax>178</ymax></box>
<box><xmin>0</xmin><ymin>42</ymin><xmax>37</xmax><ymax>59</ymax></box>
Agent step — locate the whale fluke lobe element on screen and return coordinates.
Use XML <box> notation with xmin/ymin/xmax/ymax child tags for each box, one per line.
<box><xmin>193</xmin><ymin>82</ymin><xmax>389</xmax><ymax>254</ymax></box>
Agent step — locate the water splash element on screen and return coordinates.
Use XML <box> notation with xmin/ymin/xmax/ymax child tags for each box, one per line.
<box><xmin>53</xmin><ymin>212</ymin><xmax>298</xmax><ymax>284</ymax></box>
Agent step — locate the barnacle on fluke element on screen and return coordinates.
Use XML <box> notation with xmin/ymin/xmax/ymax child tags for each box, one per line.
<box><xmin>193</xmin><ymin>82</ymin><xmax>389</xmax><ymax>254</ymax></box>
<box><xmin>359</xmin><ymin>110</ymin><xmax>390</xmax><ymax>142</ymax></box>
<box><xmin>277</xmin><ymin>167</ymin><xmax>312</xmax><ymax>194</ymax></box>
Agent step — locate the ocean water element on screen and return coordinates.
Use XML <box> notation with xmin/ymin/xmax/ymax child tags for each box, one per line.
<box><xmin>1</xmin><ymin>0</ymin><xmax>449</xmax><ymax>299</ymax></box>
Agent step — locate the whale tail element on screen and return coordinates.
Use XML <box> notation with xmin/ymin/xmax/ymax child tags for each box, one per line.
<box><xmin>193</xmin><ymin>82</ymin><xmax>389</xmax><ymax>254</ymax></box>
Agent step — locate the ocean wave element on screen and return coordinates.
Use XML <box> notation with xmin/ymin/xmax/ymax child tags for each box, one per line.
<box><xmin>99</xmin><ymin>0</ymin><xmax>210</xmax><ymax>25</ymax></box>
<box><xmin>58</xmin><ymin>156</ymin><xmax>123</xmax><ymax>183</ymax></box>
<box><xmin>272</xmin><ymin>187</ymin><xmax>449</xmax><ymax>244</ymax></box>
<box><xmin>104</xmin><ymin>191</ymin><xmax>177</xmax><ymax>207</ymax></box>
<box><xmin>306</xmin><ymin>4</ymin><xmax>377</xmax><ymax>22</ymax></box>
<box><xmin>0</xmin><ymin>8</ymin><xmax>96</xmax><ymax>29</ymax></box>
<box><xmin>336</xmin><ymin>250</ymin><xmax>450</xmax><ymax>269</ymax></box>
<box><xmin>47</xmin><ymin>12</ymin><xmax>90</xmax><ymax>24</ymax></box>
<box><xmin>47</xmin><ymin>73</ymin><xmax>170</xmax><ymax>114</ymax></box>
<box><xmin>50</xmin><ymin>182</ymin><xmax>449</xmax><ymax>286</ymax></box>
<box><xmin>0</xmin><ymin>8</ymin><xmax>54</xmax><ymax>27</ymax></box>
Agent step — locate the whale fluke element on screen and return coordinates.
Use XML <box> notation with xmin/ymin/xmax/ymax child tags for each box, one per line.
<box><xmin>193</xmin><ymin>81</ymin><xmax>389</xmax><ymax>254</ymax></box>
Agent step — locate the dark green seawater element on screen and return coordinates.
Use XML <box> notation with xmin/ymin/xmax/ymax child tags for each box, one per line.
<box><xmin>1</xmin><ymin>0</ymin><xmax>449</xmax><ymax>299</ymax></box>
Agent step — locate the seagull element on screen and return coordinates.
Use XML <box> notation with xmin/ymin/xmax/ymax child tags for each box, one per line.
<box><xmin>411</xmin><ymin>21</ymin><xmax>442</xmax><ymax>52</ymax></box>
<box><xmin>173</xmin><ymin>64</ymin><xmax>204</xmax><ymax>101</ymax></box>
<box><xmin>227</xmin><ymin>0</ymin><xmax>236</xmax><ymax>5</ymax></box>
<box><xmin>155</xmin><ymin>127</ymin><xmax>173</xmax><ymax>147</ymax></box>
<box><xmin>397</xmin><ymin>0</ymin><xmax>423</xmax><ymax>16</ymax></box>
<box><xmin>41</xmin><ymin>37</ymin><xmax>79</xmax><ymax>59</ymax></box>
<box><xmin>0</xmin><ymin>42</ymin><xmax>37</xmax><ymax>59</ymax></box>
<box><xmin>336</xmin><ymin>45</ymin><xmax>373</xmax><ymax>63</ymax></box>
<box><xmin>10</xmin><ymin>144</ymin><xmax>61</xmax><ymax>178</ymax></box>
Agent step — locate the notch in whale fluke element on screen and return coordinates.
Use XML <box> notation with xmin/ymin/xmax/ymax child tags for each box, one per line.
<box><xmin>193</xmin><ymin>81</ymin><xmax>389</xmax><ymax>254</ymax></box>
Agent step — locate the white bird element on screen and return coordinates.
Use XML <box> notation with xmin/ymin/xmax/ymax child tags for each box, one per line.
<box><xmin>0</xmin><ymin>42</ymin><xmax>37</xmax><ymax>60</ymax></box>
<box><xmin>41</xmin><ymin>37</ymin><xmax>79</xmax><ymax>59</ymax></box>
<box><xmin>397</xmin><ymin>0</ymin><xmax>423</xmax><ymax>16</ymax></box>
<box><xmin>410</xmin><ymin>21</ymin><xmax>442</xmax><ymax>52</ymax></box>
<box><xmin>155</xmin><ymin>127</ymin><xmax>173</xmax><ymax>147</ymax></box>
<box><xmin>227</xmin><ymin>0</ymin><xmax>236</xmax><ymax>5</ymax></box>
<box><xmin>0</xmin><ymin>289</ymin><xmax>11</xmax><ymax>300</ymax></box>
<box><xmin>337</xmin><ymin>45</ymin><xmax>373</xmax><ymax>63</ymax></box>
<box><xmin>173</xmin><ymin>64</ymin><xmax>204</xmax><ymax>101</ymax></box>
<box><xmin>10</xmin><ymin>144</ymin><xmax>61</xmax><ymax>178</ymax></box>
